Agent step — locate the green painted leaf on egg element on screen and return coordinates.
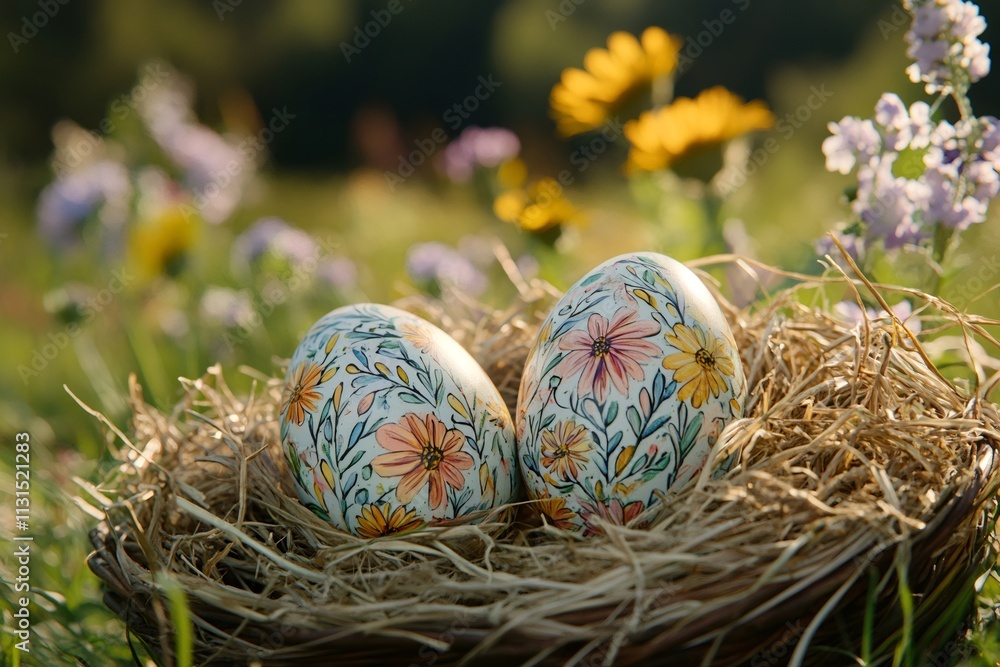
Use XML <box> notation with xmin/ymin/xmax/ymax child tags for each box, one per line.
<box><xmin>286</xmin><ymin>442</ymin><xmax>302</xmax><ymax>480</ymax></box>
<box><xmin>607</xmin><ymin>431</ymin><xmax>623</xmax><ymax>453</ymax></box>
<box><xmin>627</xmin><ymin>454</ymin><xmax>648</xmax><ymax>477</ymax></box>
<box><xmin>346</xmin><ymin>449</ymin><xmax>365</xmax><ymax>470</ymax></box>
<box><xmin>604</xmin><ymin>402</ymin><xmax>618</xmax><ymax>426</ymax></box>
<box><xmin>626</xmin><ymin>406</ymin><xmax>642</xmax><ymax>437</ymax></box>
<box><xmin>541</xmin><ymin>352</ymin><xmax>565</xmax><ymax>378</ymax></box>
<box><xmin>355</xmin><ymin>488</ymin><xmax>369</xmax><ymax>505</ymax></box>
<box><xmin>641</xmin><ymin>416</ymin><xmax>670</xmax><ymax>439</ymax></box>
<box><xmin>361</xmin><ymin>464</ymin><xmax>372</xmax><ymax>480</ymax></box>
<box><xmin>399</xmin><ymin>391</ymin><xmax>424</xmax><ymax>404</ymax></box>
<box><xmin>347</xmin><ymin>421</ymin><xmax>365</xmax><ymax>451</ymax></box>
<box><xmin>679</xmin><ymin>412</ymin><xmax>705</xmax><ymax>460</ymax></box>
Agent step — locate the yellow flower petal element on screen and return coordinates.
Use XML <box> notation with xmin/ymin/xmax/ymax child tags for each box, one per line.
<box><xmin>549</xmin><ymin>27</ymin><xmax>683</xmax><ymax>137</ymax></box>
<box><xmin>625</xmin><ymin>86</ymin><xmax>775</xmax><ymax>172</ymax></box>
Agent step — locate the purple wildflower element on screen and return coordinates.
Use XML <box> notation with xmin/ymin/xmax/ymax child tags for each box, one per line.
<box><xmin>36</xmin><ymin>160</ymin><xmax>131</xmax><ymax>250</ymax></box>
<box><xmin>200</xmin><ymin>286</ymin><xmax>255</xmax><ymax>329</ymax></box>
<box><xmin>137</xmin><ymin>64</ymin><xmax>252</xmax><ymax>224</ymax></box>
<box><xmin>822</xmin><ymin>117</ymin><xmax>881</xmax><ymax>174</ymax></box>
<box><xmin>442</xmin><ymin>127</ymin><xmax>521</xmax><ymax>183</ymax></box>
<box><xmin>904</xmin><ymin>0</ymin><xmax>991</xmax><ymax>94</ymax></box>
<box><xmin>233</xmin><ymin>218</ymin><xmax>318</xmax><ymax>268</ymax></box>
<box><xmin>405</xmin><ymin>242</ymin><xmax>488</xmax><ymax>296</ymax></box>
<box><xmin>317</xmin><ymin>256</ymin><xmax>357</xmax><ymax>291</ymax></box>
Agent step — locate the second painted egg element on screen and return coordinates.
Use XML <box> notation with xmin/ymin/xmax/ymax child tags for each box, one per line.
<box><xmin>516</xmin><ymin>252</ymin><xmax>747</xmax><ymax>534</ymax></box>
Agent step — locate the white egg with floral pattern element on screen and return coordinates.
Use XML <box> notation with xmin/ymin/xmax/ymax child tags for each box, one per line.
<box><xmin>280</xmin><ymin>304</ymin><xmax>518</xmax><ymax>537</ymax></box>
<box><xmin>516</xmin><ymin>252</ymin><xmax>746</xmax><ymax>535</ymax></box>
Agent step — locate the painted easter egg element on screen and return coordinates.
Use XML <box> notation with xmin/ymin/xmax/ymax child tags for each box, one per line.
<box><xmin>280</xmin><ymin>303</ymin><xmax>518</xmax><ymax>537</ymax></box>
<box><xmin>516</xmin><ymin>252</ymin><xmax>746</xmax><ymax>534</ymax></box>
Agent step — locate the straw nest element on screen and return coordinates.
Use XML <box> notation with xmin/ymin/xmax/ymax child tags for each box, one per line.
<box><xmin>83</xmin><ymin>262</ymin><xmax>1000</xmax><ymax>667</ymax></box>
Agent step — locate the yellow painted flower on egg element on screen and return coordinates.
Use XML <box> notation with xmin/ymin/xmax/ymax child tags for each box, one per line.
<box><xmin>483</xmin><ymin>398</ymin><xmax>510</xmax><ymax>431</ymax></box>
<box><xmin>624</xmin><ymin>86</ymin><xmax>775</xmax><ymax>172</ymax></box>
<box><xmin>399</xmin><ymin>322</ymin><xmax>435</xmax><ymax>354</ymax></box>
<box><xmin>355</xmin><ymin>503</ymin><xmax>424</xmax><ymax>538</ymax></box>
<box><xmin>493</xmin><ymin>178</ymin><xmax>581</xmax><ymax>233</ymax></box>
<box><xmin>535</xmin><ymin>495</ymin><xmax>577</xmax><ymax>530</ymax></box>
<box><xmin>539</xmin><ymin>420</ymin><xmax>593</xmax><ymax>481</ymax></box>
<box><xmin>662</xmin><ymin>322</ymin><xmax>737</xmax><ymax>409</ymax></box>
<box><xmin>128</xmin><ymin>205</ymin><xmax>200</xmax><ymax>281</ymax></box>
<box><xmin>550</xmin><ymin>27</ymin><xmax>683</xmax><ymax>136</ymax></box>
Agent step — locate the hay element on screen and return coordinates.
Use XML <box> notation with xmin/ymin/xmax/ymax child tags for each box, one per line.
<box><xmin>83</xmin><ymin>264</ymin><xmax>1000</xmax><ymax>667</ymax></box>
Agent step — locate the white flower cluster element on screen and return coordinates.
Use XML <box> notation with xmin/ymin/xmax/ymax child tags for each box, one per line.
<box><xmin>822</xmin><ymin>93</ymin><xmax>999</xmax><ymax>253</ymax></box>
<box><xmin>903</xmin><ymin>0</ymin><xmax>991</xmax><ymax>94</ymax></box>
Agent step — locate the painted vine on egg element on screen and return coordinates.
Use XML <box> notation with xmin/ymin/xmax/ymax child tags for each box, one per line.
<box><xmin>518</xmin><ymin>255</ymin><xmax>745</xmax><ymax>534</ymax></box>
<box><xmin>280</xmin><ymin>305</ymin><xmax>513</xmax><ymax>535</ymax></box>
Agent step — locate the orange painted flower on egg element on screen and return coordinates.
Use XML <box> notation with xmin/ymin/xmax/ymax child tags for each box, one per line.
<box><xmin>535</xmin><ymin>495</ymin><xmax>578</xmax><ymax>530</ymax></box>
<box><xmin>371</xmin><ymin>413</ymin><xmax>474</xmax><ymax>510</ymax></box>
<box><xmin>282</xmin><ymin>362</ymin><xmax>325</xmax><ymax>425</ymax></box>
<box><xmin>662</xmin><ymin>322</ymin><xmax>737</xmax><ymax>409</ymax></box>
<box><xmin>556</xmin><ymin>308</ymin><xmax>660</xmax><ymax>403</ymax></box>
<box><xmin>625</xmin><ymin>86</ymin><xmax>775</xmax><ymax>173</ymax></box>
<box><xmin>550</xmin><ymin>27</ymin><xmax>683</xmax><ymax>136</ymax></box>
<box><xmin>355</xmin><ymin>503</ymin><xmax>424</xmax><ymax>538</ymax></box>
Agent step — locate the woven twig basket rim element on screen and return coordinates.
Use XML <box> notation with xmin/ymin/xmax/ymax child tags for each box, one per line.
<box><xmin>83</xmin><ymin>263</ymin><xmax>1000</xmax><ymax>667</ymax></box>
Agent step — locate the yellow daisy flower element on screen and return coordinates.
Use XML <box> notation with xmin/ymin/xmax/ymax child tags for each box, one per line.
<box><xmin>493</xmin><ymin>178</ymin><xmax>581</xmax><ymax>233</ymax></box>
<box><xmin>128</xmin><ymin>205</ymin><xmax>199</xmax><ymax>281</ymax></box>
<box><xmin>662</xmin><ymin>322</ymin><xmax>737</xmax><ymax>409</ymax></box>
<box><xmin>550</xmin><ymin>27</ymin><xmax>682</xmax><ymax>136</ymax></box>
<box><xmin>624</xmin><ymin>86</ymin><xmax>775</xmax><ymax>172</ymax></box>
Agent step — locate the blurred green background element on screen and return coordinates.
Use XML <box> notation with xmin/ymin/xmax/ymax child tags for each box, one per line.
<box><xmin>1</xmin><ymin>0</ymin><xmax>1000</xmax><ymax>664</ymax></box>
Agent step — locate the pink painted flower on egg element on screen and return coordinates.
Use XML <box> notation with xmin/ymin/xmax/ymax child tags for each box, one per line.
<box><xmin>556</xmin><ymin>308</ymin><xmax>660</xmax><ymax>402</ymax></box>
